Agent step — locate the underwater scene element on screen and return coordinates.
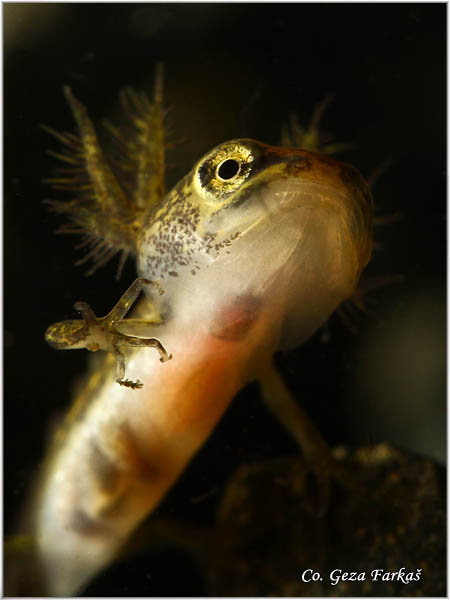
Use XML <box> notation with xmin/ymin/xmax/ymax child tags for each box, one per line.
<box><xmin>4</xmin><ymin>4</ymin><xmax>445</xmax><ymax>596</ymax></box>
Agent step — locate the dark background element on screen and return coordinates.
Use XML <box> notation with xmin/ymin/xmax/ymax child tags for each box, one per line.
<box><xmin>4</xmin><ymin>3</ymin><xmax>446</xmax><ymax>595</ymax></box>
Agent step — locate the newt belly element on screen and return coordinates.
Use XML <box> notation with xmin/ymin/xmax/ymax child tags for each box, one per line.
<box><xmin>33</xmin><ymin>294</ymin><xmax>282</xmax><ymax>595</ymax></box>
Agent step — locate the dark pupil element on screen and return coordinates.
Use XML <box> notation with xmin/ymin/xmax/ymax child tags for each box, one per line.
<box><xmin>218</xmin><ymin>159</ymin><xmax>240</xmax><ymax>180</ymax></box>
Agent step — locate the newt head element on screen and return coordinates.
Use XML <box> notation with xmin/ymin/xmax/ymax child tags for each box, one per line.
<box><xmin>137</xmin><ymin>138</ymin><xmax>373</xmax><ymax>286</ymax></box>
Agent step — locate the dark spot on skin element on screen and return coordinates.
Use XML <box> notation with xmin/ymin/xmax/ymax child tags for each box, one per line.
<box><xmin>168</xmin><ymin>271</ymin><xmax>179</xmax><ymax>277</ymax></box>
<box><xmin>210</xmin><ymin>294</ymin><xmax>262</xmax><ymax>341</ymax></box>
<box><xmin>117</xmin><ymin>421</ymin><xmax>162</xmax><ymax>482</ymax></box>
<box><xmin>283</xmin><ymin>155</ymin><xmax>311</xmax><ymax>176</ymax></box>
<box><xmin>89</xmin><ymin>441</ymin><xmax>121</xmax><ymax>493</ymax></box>
<box><xmin>69</xmin><ymin>509</ymin><xmax>110</xmax><ymax>536</ymax></box>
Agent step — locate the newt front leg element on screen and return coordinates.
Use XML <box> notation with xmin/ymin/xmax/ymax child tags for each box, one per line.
<box><xmin>45</xmin><ymin>277</ymin><xmax>172</xmax><ymax>389</ymax></box>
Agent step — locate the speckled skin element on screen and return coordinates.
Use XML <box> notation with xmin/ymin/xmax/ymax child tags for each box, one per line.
<box><xmin>137</xmin><ymin>139</ymin><xmax>372</xmax><ymax>283</ymax></box>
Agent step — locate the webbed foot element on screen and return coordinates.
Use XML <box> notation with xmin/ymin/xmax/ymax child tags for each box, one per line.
<box><xmin>47</xmin><ymin>277</ymin><xmax>172</xmax><ymax>389</ymax></box>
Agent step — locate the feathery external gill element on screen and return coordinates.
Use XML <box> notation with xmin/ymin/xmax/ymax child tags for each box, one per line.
<box><xmin>105</xmin><ymin>64</ymin><xmax>166</xmax><ymax>209</ymax></box>
<box><xmin>43</xmin><ymin>66</ymin><xmax>168</xmax><ymax>278</ymax></box>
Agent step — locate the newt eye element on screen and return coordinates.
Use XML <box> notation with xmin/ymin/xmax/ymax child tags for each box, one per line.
<box><xmin>195</xmin><ymin>140</ymin><xmax>254</xmax><ymax>204</ymax></box>
<box><xmin>216</xmin><ymin>158</ymin><xmax>240</xmax><ymax>181</ymax></box>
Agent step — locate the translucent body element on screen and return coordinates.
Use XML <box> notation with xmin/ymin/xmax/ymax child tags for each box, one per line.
<box><xmin>14</xmin><ymin>140</ymin><xmax>372</xmax><ymax>596</ymax></box>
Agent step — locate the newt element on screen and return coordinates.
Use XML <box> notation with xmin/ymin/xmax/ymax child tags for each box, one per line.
<box><xmin>6</xmin><ymin>69</ymin><xmax>373</xmax><ymax>596</ymax></box>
